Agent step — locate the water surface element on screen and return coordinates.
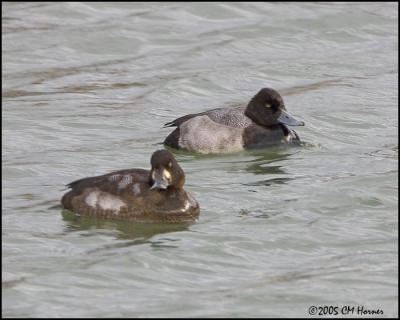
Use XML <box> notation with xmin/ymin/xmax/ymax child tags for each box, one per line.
<box><xmin>2</xmin><ymin>2</ymin><xmax>398</xmax><ymax>317</ymax></box>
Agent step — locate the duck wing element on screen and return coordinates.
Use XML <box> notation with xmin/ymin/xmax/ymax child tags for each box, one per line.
<box><xmin>164</xmin><ymin>106</ymin><xmax>250</xmax><ymax>128</ymax></box>
<box><xmin>163</xmin><ymin>110</ymin><xmax>211</xmax><ymax>127</ymax></box>
<box><xmin>66</xmin><ymin>168</ymin><xmax>149</xmax><ymax>192</ymax></box>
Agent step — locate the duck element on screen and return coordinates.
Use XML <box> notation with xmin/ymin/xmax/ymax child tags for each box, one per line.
<box><xmin>61</xmin><ymin>150</ymin><xmax>199</xmax><ymax>222</ymax></box>
<box><xmin>163</xmin><ymin>88</ymin><xmax>304</xmax><ymax>154</ymax></box>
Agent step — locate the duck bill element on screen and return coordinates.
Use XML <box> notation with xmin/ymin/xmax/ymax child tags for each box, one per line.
<box><xmin>277</xmin><ymin>110</ymin><xmax>304</xmax><ymax>126</ymax></box>
<box><xmin>150</xmin><ymin>170</ymin><xmax>169</xmax><ymax>190</ymax></box>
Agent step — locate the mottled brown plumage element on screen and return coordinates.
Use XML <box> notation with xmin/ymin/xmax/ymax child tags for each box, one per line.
<box><xmin>61</xmin><ymin>150</ymin><xmax>199</xmax><ymax>222</ymax></box>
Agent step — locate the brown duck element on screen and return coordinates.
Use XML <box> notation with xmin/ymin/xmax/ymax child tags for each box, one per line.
<box><xmin>61</xmin><ymin>150</ymin><xmax>199</xmax><ymax>222</ymax></box>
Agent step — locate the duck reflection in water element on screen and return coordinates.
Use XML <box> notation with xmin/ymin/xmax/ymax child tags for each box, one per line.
<box><xmin>242</xmin><ymin>149</ymin><xmax>300</xmax><ymax>187</ymax></box>
<box><xmin>62</xmin><ymin>209</ymin><xmax>191</xmax><ymax>243</ymax></box>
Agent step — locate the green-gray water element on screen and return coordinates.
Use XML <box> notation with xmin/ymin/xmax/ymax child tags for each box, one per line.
<box><xmin>2</xmin><ymin>2</ymin><xmax>398</xmax><ymax>317</ymax></box>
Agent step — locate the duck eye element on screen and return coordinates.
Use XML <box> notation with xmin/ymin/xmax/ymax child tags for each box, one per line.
<box><xmin>265</xmin><ymin>103</ymin><xmax>271</xmax><ymax>108</ymax></box>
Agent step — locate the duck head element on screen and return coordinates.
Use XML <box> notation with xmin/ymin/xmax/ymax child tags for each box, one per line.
<box><xmin>149</xmin><ymin>150</ymin><xmax>185</xmax><ymax>190</ymax></box>
<box><xmin>244</xmin><ymin>88</ymin><xmax>304</xmax><ymax>127</ymax></box>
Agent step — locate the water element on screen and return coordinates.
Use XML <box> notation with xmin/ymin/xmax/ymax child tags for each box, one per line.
<box><xmin>2</xmin><ymin>2</ymin><xmax>398</xmax><ymax>317</ymax></box>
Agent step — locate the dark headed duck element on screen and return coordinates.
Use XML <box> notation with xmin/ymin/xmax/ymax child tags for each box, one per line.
<box><xmin>61</xmin><ymin>150</ymin><xmax>199</xmax><ymax>222</ymax></box>
<box><xmin>164</xmin><ymin>88</ymin><xmax>304</xmax><ymax>154</ymax></box>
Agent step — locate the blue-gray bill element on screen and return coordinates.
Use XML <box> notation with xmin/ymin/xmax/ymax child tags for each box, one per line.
<box><xmin>278</xmin><ymin>110</ymin><xmax>305</xmax><ymax>126</ymax></box>
<box><xmin>150</xmin><ymin>170</ymin><xmax>169</xmax><ymax>190</ymax></box>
